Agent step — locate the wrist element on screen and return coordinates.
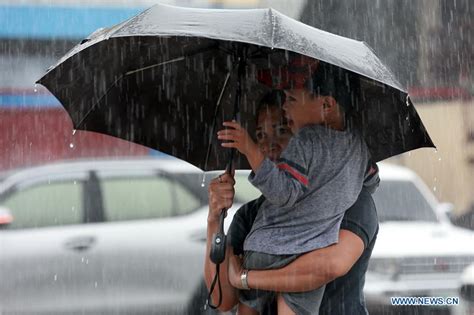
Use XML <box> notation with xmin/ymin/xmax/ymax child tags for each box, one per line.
<box><xmin>249</xmin><ymin>151</ymin><xmax>264</xmax><ymax>173</ymax></box>
<box><xmin>207</xmin><ymin>214</ymin><xmax>220</xmax><ymax>227</ymax></box>
<box><xmin>207</xmin><ymin>215</ymin><xmax>220</xmax><ymax>225</ymax></box>
<box><xmin>240</xmin><ymin>269</ymin><xmax>251</xmax><ymax>290</ymax></box>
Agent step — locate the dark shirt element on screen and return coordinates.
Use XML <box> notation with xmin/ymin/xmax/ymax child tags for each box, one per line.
<box><xmin>228</xmin><ymin>183</ymin><xmax>379</xmax><ymax>314</ymax></box>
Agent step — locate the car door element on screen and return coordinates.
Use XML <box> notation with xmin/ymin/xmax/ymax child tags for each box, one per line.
<box><xmin>0</xmin><ymin>171</ymin><xmax>106</xmax><ymax>314</ymax></box>
<box><xmin>92</xmin><ymin>169</ymin><xmax>207</xmax><ymax>314</ymax></box>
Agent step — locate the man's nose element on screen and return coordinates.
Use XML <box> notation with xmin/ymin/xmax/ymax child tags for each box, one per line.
<box><xmin>258</xmin><ymin>140</ymin><xmax>270</xmax><ymax>151</ymax></box>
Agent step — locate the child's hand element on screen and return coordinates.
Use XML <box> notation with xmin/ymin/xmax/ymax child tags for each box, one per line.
<box><xmin>217</xmin><ymin>121</ymin><xmax>258</xmax><ymax>156</ymax></box>
<box><xmin>217</xmin><ymin>121</ymin><xmax>265</xmax><ymax>172</ymax></box>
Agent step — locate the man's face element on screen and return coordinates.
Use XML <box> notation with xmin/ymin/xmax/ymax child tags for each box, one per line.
<box><xmin>255</xmin><ymin>106</ymin><xmax>293</xmax><ymax>161</ymax></box>
<box><xmin>282</xmin><ymin>88</ymin><xmax>325</xmax><ymax>133</ymax></box>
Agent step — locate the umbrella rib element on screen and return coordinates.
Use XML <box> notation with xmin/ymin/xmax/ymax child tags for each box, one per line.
<box><xmin>204</xmin><ymin>71</ymin><xmax>232</xmax><ymax>171</ymax></box>
<box><xmin>124</xmin><ymin>57</ymin><xmax>185</xmax><ymax>76</ymax></box>
<box><xmin>216</xmin><ymin>72</ymin><xmax>232</xmax><ymax>109</ymax></box>
<box><xmin>75</xmin><ymin>44</ymin><xmax>221</xmax><ymax>130</ymax></box>
<box><xmin>75</xmin><ymin>57</ymin><xmax>191</xmax><ymax>129</ymax></box>
<box><xmin>75</xmin><ymin>74</ymin><xmax>125</xmax><ymax>130</ymax></box>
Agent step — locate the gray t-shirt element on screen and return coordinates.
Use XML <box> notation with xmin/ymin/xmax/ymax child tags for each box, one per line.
<box><xmin>243</xmin><ymin>124</ymin><xmax>370</xmax><ymax>255</ymax></box>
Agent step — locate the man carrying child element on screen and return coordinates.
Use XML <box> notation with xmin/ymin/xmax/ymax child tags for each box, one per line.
<box><xmin>216</xmin><ymin>57</ymin><xmax>372</xmax><ymax>314</ymax></box>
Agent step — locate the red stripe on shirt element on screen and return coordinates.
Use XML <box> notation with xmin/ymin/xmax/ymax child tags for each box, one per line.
<box><xmin>277</xmin><ymin>163</ymin><xmax>309</xmax><ymax>187</ymax></box>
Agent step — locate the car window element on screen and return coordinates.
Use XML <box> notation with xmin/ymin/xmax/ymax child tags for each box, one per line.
<box><xmin>234</xmin><ymin>173</ymin><xmax>261</xmax><ymax>203</ymax></box>
<box><xmin>201</xmin><ymin>171</ymin><xmax>261</xmax><ymax>204</ymax></box>
<box><xmin>374</xmin><ymin>180</ymin><xmax>438</xmax><ymax>222</ymax></box>
<box><xmin>0</xmin><ymin>181</ymin><xmax>84</xmax><ymax>229</ymax></box>
<box><xmin>101</xmin><ymin>176</ymin><xmax>200</xmax><ymax>222</ymax></box>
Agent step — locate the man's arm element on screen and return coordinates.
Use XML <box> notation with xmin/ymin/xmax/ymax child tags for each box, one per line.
<box><xmin>203</xmin><ymin>173</ymin><xmax>239</xmax><ymax>311</ymax></box>
<box><xmin>228</xmin><ymin>229</ymin><xmax>364</xmax><ymax>292</ymax></box>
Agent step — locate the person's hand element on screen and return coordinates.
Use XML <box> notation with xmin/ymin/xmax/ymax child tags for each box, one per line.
<box><xmin>217</xmin><ymin>121</ymin><xmax>259</xmax><ymax>157</ymax></box>
<box><xmin>208</xmin><ymin>172</ymin><xmax>235</xmax><ymax>223</ymax></box>
<box><xmin>228</xmin><ymin>254</ymin><xmax>244</xmax><ymax>289</ymax></box>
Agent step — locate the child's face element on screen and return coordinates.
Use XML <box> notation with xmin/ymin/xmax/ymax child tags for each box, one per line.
<box><xmin>255</xmin><ymin>106</ymin><xmax>293</xmax><ymax>161</ymax></box>
<box><xmin>282</xmin><ymin>89</ymin><xmax>325</xmax><ymax>133</ymax></box>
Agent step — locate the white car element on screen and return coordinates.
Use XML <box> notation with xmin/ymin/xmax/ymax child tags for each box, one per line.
<box><xmin>361</xmin><ymin>163</ymin><xmax>474</xmax><ymax>314</ymax></box>
<box><xmin>0</xmin><ymin>158</ymin><xmax>221</xmax><ymax>315</ymax></box>
<box><xmin>457</xmin><ymin>263</ymin><xmax>474</xmax><ymax>315</ymax></box>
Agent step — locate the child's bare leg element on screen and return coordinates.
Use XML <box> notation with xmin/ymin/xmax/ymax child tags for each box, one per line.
<box><xmin>237</xmin><ymin>302</ymin><xmax>259</xmax><ymax>315</ymax></box>
<box><xmin>277</xmin><ymin>294</ymin><xmax>296</xmax><ymax>315</ymax></box>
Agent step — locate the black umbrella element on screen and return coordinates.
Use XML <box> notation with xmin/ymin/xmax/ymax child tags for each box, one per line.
<box><xmin>37</xmin><ymin>3</ymin><xmax>435</xmax><ymax>172</ymax></box>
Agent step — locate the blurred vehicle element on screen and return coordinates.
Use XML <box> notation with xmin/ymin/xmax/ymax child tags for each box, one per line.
<box><xmin>1</xmin><ymin>159</ymin><xmax>472</xmax><ymax>314</ymax></box>
<box><xmin>450</xmin><ymin>203</ymin><xmax>474</xmax><ymax>231</ymax></box>
<box><xmin>0</xmin><ymin>158</ymin><xmax>223</xmax><ymax>315</ymax></box>
<box><xmin>364</xmin><ymin>164</ymin><xmax>474</xmax><ymax>315</ymax></box>
<box><xmin>457</xmin><ymin>263</ymin><xmax>474</xmax><ymax>315</ymax></box>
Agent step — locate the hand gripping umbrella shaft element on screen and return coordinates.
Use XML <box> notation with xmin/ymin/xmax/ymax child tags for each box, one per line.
<box><xmin>207</xmin><ymin>54</ymin><xmax>245</xmax><ymax>309</ymax></box>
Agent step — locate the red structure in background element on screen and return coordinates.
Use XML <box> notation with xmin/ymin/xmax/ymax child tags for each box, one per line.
<box><xmin>0</xmin><ymin>88</ymin><xmax>149</xmax><ymax>172</ymax></box>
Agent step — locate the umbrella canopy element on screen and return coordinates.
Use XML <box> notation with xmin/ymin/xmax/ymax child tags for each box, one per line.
<box><xmin>37</xmin><ymin>3</ymin><xmax>435</xmax><ymax>170</ymax></box>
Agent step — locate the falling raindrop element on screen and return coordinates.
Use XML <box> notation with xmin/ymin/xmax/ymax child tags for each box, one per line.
<box><xmin>72</xmin><ymin>129</ymin><xmax>77</xmax><ymax>136</ymax></box>
<box><xmin>54</xmin><ymin>274</ymin><xmax>58</xmax><ymax>281</ymax></box>
<box><xmin>94</xmin><ymin>282</ymin><xmax>98</xmax><ymax>288</ymax></box>
<box><xmin>201</xmin><ymin>173</ymin><xmax>206</xmax><ymax>187</ymax></box>
<box><xmin>433</xmin><ymin>186</ymin><xmax>437</xmax><ymax>192</ymax></box>
<box><xmin>81</xmin><ymin>257</ymin><xmax>85</xmax><ymax>263</ymax></box>
<box><xmin>34</xmin><ymin>83</ymin><xmax>38</xmax><ymax>93</ymax></box>
<box><xmin>69</xmin><ymin>143</ymin><xmax>74</xmax><ymax>149</ymax></box>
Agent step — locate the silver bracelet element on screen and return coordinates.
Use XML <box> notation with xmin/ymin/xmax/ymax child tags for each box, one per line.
<box><xmin>241</xmin><ymin>269</ymin><xmax>250</xmax><ymax>290</ymax></box>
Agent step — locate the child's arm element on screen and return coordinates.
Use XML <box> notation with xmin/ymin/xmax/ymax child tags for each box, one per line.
<box><xmin>249</xmin><ymin>138</ymin><xmax>309</xmax><ymax>207</ymax></box>
<box><xmin>218</xmin><ymin>121</ymin><xmax>264</xmax><ymax>172</ymax></box>
<box><xmin>218</xmin><ymin>121</ymin><xmax>310</xmax><ymax>207</ymax></box>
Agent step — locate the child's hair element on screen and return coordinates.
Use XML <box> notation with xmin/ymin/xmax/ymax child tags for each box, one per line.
<box><xmin>305</xmin><ymin>61</ymin><xmax>359</xmax><ymax>118</ymax></box>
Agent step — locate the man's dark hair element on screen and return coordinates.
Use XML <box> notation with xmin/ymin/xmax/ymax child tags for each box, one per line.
<box><xmin>255</xmin><ymin>89</ymin><xmax>286</xmax><ymax>122</ymax></box>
